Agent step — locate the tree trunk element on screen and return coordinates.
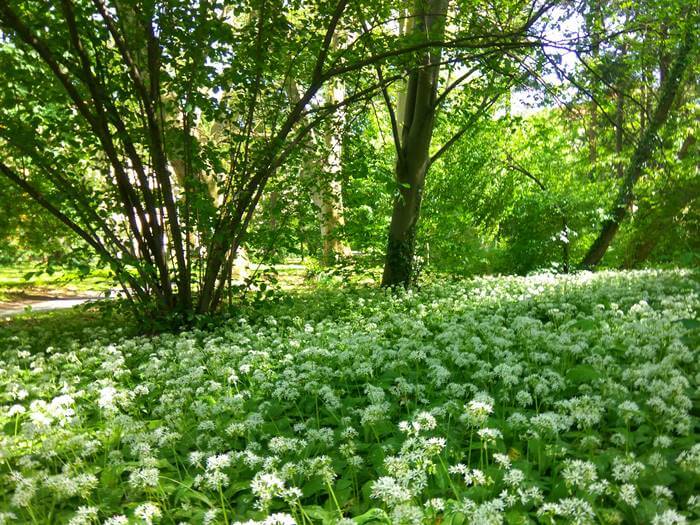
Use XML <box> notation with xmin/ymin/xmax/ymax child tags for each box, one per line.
<box><xmin>614</xmin><ymin>90</ymin><xmax>625</xmax><ymax>178</ymax></box>
<box><xmin>381</xmin><ymin>0</ymin><xmax>449</xmax><ymax>287</ymax></box>
<box><xmin>286</xmin><ymin>61</ymin><xmax>351</xmax><ymax>266</ymax></box>
<box><xmin>624</xmin><ymin>185</ymin><xmax>698</xmax><ymax>267</ymax></box>
<box><xmin>314</xmin><ymin>75</ymin><xmax>352</xmax><ymax>265</ymax></box>
<box><xmin>383</xmin><ymin>158</ymin><xmax>426</xmax><ymax>286</ymax></box>
<box><xmin>586</xmin><ymin>102</ymin><xmax>598</xmax><ymax>174</ymax></box>
<box><xmin>623</xmin><ymin>134</ymin><xmax>698</xmax><ymax>267</ymax></box>
<box><xmin>583</xmin><ymin>0</ymin><xmax>603</xmax><ymax>179</ymax></box>
<box><xmin>580</xmin><ymin>21</ymin><xmax>695</xmax><ymax>268</ymax></box>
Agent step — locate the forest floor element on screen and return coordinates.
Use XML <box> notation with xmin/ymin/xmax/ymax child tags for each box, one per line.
<box><xmin>0</xmin><ymin>265</ymin><xmax>114</xmax><ymax>317</ymax></box>
<box><xmin>0</xmin><ymin>269</ymin><xmax>698</xmax><ymax>524</ymax></box>
<box><xmin>0</xmin><ymin>262</ymin><xmax>374</xmax><ymax>317</ymax></box>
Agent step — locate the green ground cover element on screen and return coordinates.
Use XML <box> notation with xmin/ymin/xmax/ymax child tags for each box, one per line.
<box><xmin>0</xmin><ymin>266</ymin><xmax>114</xmax><ymax>303</ymax></box>
<box><xmin>0</xmin><ymin>270</ymin><xmax>698</xmax><ymax>524</ymax></box>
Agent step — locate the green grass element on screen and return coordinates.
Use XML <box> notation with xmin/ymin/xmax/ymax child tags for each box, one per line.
<box><xmin>0</xmin><ymin>265</ymin><xmax>114</xmax><ymax>302</ymax></box>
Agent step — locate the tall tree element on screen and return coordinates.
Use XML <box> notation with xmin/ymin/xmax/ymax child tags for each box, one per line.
<box><xmin>381</xmin><ymin>0</ymin><xmax>450</xmax><ymax>287</ymax></box>
<box><xmin>623</xmin><ymin>133</ymin><xmax>698</xmax><ymax>267</ymax></box>
<box><xmin>580</xmin><ymin>15</ymin><xmax>697</xmax><ymax>268</ymax></box>
<box><xmin>378</xmin><ymin>0</ymin><xmax>550</xmax><ymax>286</ymax></box>
<box><xmin>314</xmin><ymin>76</ymin><xmax>353</xmax><ymax>265</ymax></box>
<box><xmin>0</xmin><ymin>0</ymin><xmax>436</xmax><ymax>317</ymax></box>
<box><xmin>287</xmin><ymin>54</ymin><xmax>352</xmax><ymax>266</ymax></box>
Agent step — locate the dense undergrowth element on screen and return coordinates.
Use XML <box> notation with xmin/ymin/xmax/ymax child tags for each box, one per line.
<box><xmin>1</xmin><ymin>270</ymin><xmax>699</xmax><ymax>524</ymax></box>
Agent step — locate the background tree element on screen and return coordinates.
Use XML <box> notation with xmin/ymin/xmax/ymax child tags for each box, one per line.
<box><xmin>580</xmin><ymin>13</ymin><xmax>697</xmax><ymax>267</ymax></box>
<box><xmin>0</xmin><ymin>0</ymin><xmax>448</xmax><ymax>317</ymax></box>
<box><xmin>375</xmin><ymin>0</ymin><xmax>553</xmax><ymax>287</ymax></box>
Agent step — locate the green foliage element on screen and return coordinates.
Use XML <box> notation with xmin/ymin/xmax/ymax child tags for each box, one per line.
<box><xmin>0</xmin><ymin>0</ymin><xmax>696</xmax><ymax>304</ymax></box>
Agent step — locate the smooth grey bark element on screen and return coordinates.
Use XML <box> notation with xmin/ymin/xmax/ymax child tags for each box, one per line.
<box><xmin>381</xmin><ymin>0</ymin><xmax>449</xmax><ymax>287</ymax></box>
<box><xmin>287</xmin><ymin>71</ymin><xmax>352</xmax><ymax>266</ymax></box>
<box><xmin>313</xmin><ymin>76</ymin><xmax>353</xmax><ymax>265</ymax></box>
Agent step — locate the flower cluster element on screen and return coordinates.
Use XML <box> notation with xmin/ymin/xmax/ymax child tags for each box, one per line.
<box><xmin>0</xmin><ymin>269</ymin><xmax>698</xmax><ymax>523</ymax></box>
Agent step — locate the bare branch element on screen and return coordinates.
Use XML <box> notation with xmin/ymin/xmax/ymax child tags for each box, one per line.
<box><xmin>504</xmin><ymin>155</ymin><xmax>547</xmax><ymax>192</ymax></box>
<box><xmin>360</xmin><ymin>19</ymin><xmax>403</xmax><ymax>156</ymax></box>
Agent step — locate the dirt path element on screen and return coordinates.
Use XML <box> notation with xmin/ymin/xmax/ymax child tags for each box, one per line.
<box><xmin>0</xmin><ymin>291</ymin><xmax>105</xmax><ymax>318</ymax></box>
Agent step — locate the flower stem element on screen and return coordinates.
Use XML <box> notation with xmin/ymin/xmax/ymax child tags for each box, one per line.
<box><xmin>326</xmin><ymin>481</ymin><xmax>343</xmax><ymax>518</ymax></box>
<box><xmin>218</xmin><ymin>484</ymin><xmax>229</xmax><ymax>525</ymax></box>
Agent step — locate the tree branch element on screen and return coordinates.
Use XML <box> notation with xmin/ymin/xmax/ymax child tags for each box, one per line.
<box><xmin>0</xmin><ymin>160</ymin><xmax>147</xmax><ymax>299</ymax></box>
<box><xmin>433</xmin><ymin>64</ymin><xmax>481</xmax><ymax>109</ymax></box>
<box><xmin>429</xmin><ymin>93</ymin><xmax>501</xmax><ymax>166</ymax></box>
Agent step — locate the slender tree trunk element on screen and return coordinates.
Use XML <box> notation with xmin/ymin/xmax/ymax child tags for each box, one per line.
<box><xmin>624</xmin><ymin>186</ymin><xmax>698</xmax><ymax>267</ymax></box>
<box><xmin>623</xmin><ymin>134</ymin><xmax>698</xmax><ymax>267</ymax></box>
<box><xmin>381</xmin><ymin>0</ymin><xmax>449</xmax><ymax>287</ymax></box>
<box><xmin>268</xmin><ymin>191</ymin><xmax>280</xmax><ymax>231</ymax></box>
<box><xmin>287</xmin><ymin>66</ymin><xmax>351</xmax><ymax>266</ymax></box>
<box><xmin>586</xmin><ymin>102</ymin><xmax>598</xmax><ymax>174</ymax></box>
<box><xmin>583</xmin><ymin>0</ymin><xmax>603</xmax><ymax>179</ymax></box>
<box><xmin>580</xmin><ymin>21</ymin><xmax>695</xmax><ymax>268</ymax></box>
<box><xmin>612</xmin><ymin>43</ymin><xmax>628</xmax><ymax>179</ymax></box>
<box><xmin>313</xmin><ymin>74</ymin><xmax>352</xmax><ymax>265</ymax></box>
<box><xmin>614</xmin><ymin>90</ymin><xmax>625</xmax><ymax>178</ymax></box>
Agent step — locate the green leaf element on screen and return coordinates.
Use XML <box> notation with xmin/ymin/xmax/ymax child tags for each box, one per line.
<box><xmin>442</xmin><ymin>511</ymin><xmax>466</xmax><ymax>525</ymax></box>
<box><xmin>302</xmin><ymin>476</ymin><xmax>325</xmax><ymax>497</ymax></box>
<box><xmin>676</xmin><ymin>318</ymin><xmax>700</xmax><ymax>330</ymax></box>
<box><xmin>352</xmin><ymin>508</ymin><xmax>391</xmax><ymax>524</ymax></box>
<box><xmin>566</xmin><ymin>364</ymin><xmax>601</xmax><ymax>384</ymax></box>
<box><xmin>303</xmin><ymin>505</ymin><xmax>336</xmax><ymax>524</ymax></box>
<box><xmin>572</xmin><ymin>318</ymin><xmax>597</xmax><ymax>331</ymax></box>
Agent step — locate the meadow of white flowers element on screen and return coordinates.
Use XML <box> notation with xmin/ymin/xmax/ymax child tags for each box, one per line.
<box><xmin>1</xmin><ymin>270</ymin><xmax>698</xmax><ymax>524</ymax></box>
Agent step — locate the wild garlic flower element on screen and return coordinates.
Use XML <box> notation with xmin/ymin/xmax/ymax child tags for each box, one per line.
<box><xmin>676</xmin><ymin>444</ymin><xmax>700</xmax><ymax>474</ymax></box>
<box><xmin>129</xmin><ymin>467</ymin><xmax>160</xmax><ymax>489</ymax></box>
<box><xmin>449</xmin><ymin>464</ymin><xmax>488</xmax><ymax>486</ymax></box>
<box><xmin>9</xmin><ymin>472</ymin><xmax>37</xmax><ymax>508</ymax></box>
<box><xmin>493</xmin><ymin>453</ymin><xmax>511</xmax><ymax>469</ymax></box>
<box><xmin>618</xmin><ymin>484</ymin><xmax>638</xmax><ymax>507</ymax></box>
<box><xmin>306</xmin><ymin>455</ymin><xmax>336</xmax><ymax>483</ymax></box>
<box><xmin>103</xmin><ymin>516</ymin><xmax>128</xmax><ymax>525</ymax></box>
<box><xmin>134</xmin><ymin>502</ymin><xmax>161</xmax><ymax>525</ymax></box>
<box><xmin>503</xmin><ymin>468</ymin><xmax>525</xmax><ymax>487</ymax></box>
<box><xmin>6</xmin><ymin>404</ymin><xmax>25</xmax><ymax>417</ymax></box>
<box><xmin>537</xmin><ymin>497</ymin><xmax>595</xmax><ymax>525</ymax></box>
<box><xmin>651</xmin><ymin>510</ymin><xmax>687</xmax><ymax>525</ymax></box>
<box><xmin>206</xmin><ymin>453</ymin><xmax>232</xmax><ymax>471</ymax></box>
<box><xmin>251</xmin><ymin>472</ymin><xmax>286</xmax><ymax>510</ymax></box>
<box><xmin>188</xmin><ymin>451</ymin><xmax>204</xmax><ymax>466</ymax></box>
<box><xmin>653</xmin><ymin>485</ymin><xmax>674</xmax><ymax>499</ymax></box>
<box><xmin>464</xmin><ymin>395</ymin><xmax>494</xmax><ymax>427</ymax></box>
<box><xmin>97</xmin><ymin>386</ymin><xmax>119</xmax><ymax>412</ymax></box>
<box><xmin>653</xmin><ymin>435</ymin><xmax>673</xmax><ymax>448</ymax></box>
<box><xmin>477</xmin><ymin>427</ymin><xmax>502</xmax><ymax>444</ymax></box>
<box><xmin>390</xmin><ymin>504</ymin><xmax>424</xmax><ymax>525</ymax></box>
<box><xmin>464</xmin><ymin>498</ymin><xmax>506</xmax><ymax>524</ymax></box>
<box><xmin>398</xmin><ymin>411</ymin><xmax>436</xmax><ymax>436</ymax></box>
<box><xmin>426</xmin><ymin>498</ymin><xmax>445</xmax><ymax>511</ymax></box>
<box><xmin>611</xmin><ymin>455</ymin><xmax>645</xmax><ymax>483</ymax></box>
<box><xmin>67</xmin><ymin>506</ymin><xmax>98</xmax><ymax>525</ymax></box>
<box><xmin>561</xmin><ymin>459</ymin><xmax>598</xmax><ymax>491</ymax></box>
<box><xmin>371</xmin><ymin>476</ymin><xmax>412</xmax><ymax>506</ymax></box>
